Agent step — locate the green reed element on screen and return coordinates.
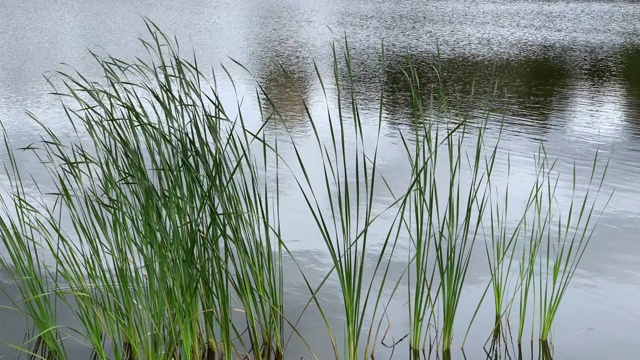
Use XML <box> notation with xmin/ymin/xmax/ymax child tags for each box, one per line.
<box><xmin>513</xmin><ymin>146</ymin><xmax>609</xmax><ymax>345</ymax></box>
<box><xmin>537</xmin><ymin>152</ymin><xmax>609</xmax><ymax>342</ymax></box>
<box><xmin>485</xmin><ymin>154</ymin><xmax>517</xmax><ymax>338</ymax></box>
<box><xmin>402</xmin><ymin>60</ymin><xmax>439</xmax><ymax>356</ymax></box>
<box><xmin>0</xmin><ymin>21</ymin><xmax>611</xmax><ymax>360</ymax></box>
<box><xmin>517</xmin><ymin>148</ymin><xmax>556</xmax><ymax>344</ymax></box>
<box><xmin>0</xmin><ymin>128</ymin><xmax>66</xmax><ymax>359</ymax></box>
<box><xmin>400</xmin><ymin>56</ymin><xmax>500</xmax><ymax>356</ymax></box>
<box><xmin>1</xmin><ymin>20</ymin><xmax>284</xmax><ymax>359</ymax></box>
<box><xmin>271</xmin><ymin>40</ymin><xmax>407</xmax><ymax>359</ymax></box>
<box><xmin>434</xmin><ymin>114</ymin><xmax>495</xmax><ymax>355</ymax></box>
<box><xmin>484</xmin><ymin>151</ymin><xmax>546</xmax><ymax>343</ymax></box>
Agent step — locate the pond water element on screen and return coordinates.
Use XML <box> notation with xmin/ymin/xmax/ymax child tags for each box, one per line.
<box><xmin>1</xmin><ymin>0</ymin><xmax>640</xmax><ymax>359</ymax></box>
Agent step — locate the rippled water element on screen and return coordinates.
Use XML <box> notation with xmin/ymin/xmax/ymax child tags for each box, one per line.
<box><xmin>1</xmin><ymin>0</ymin><xmax>640</xmax><ymax>358</ymax></box>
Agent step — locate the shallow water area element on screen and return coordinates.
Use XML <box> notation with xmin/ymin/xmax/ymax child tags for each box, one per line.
<box><xmin>1</xmin><ymin>0</ymin><xmax>640</xmax><ymax>359</ymax></box>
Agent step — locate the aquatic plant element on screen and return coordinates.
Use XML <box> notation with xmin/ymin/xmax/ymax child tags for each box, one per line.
<box><xmin>0</xmin><ymin>128</ymin><xmax>66</xmax><ymax>359</ymax></box>
<box><xmin>537</xmin><ymin>152</ymin><xmax>609</xmax><ymax>342</ymax></box>
<box><xmin>275</xmin><ymin>40</ymin><xmax>407</xmax><ymax>360</ymax></box>
<box><xmin>517</xmin><ymin>148</ymin><xmax>556</xmax><ymax>345</ymax></box>
<box><xmin>1</xmin><ymin>20</ymin><xmax>285</xmax><ymax>359</ymax></box>
<box><xmin>0</xmin><ymin>21</ymin><xmax>610</xmax><ymax>360</ymax></box>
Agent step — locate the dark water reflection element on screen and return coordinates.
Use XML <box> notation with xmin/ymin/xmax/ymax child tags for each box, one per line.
<box><xmin>1</xmin><ymin>0</ymin><xmax>640</xmax><ymax>359</ymax></box>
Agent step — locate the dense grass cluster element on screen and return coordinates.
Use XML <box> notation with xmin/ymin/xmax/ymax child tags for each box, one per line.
<box><xmin>0</xmin><ymin>22</ymin><xmax>609</xmax><ymax>359</ymax></box>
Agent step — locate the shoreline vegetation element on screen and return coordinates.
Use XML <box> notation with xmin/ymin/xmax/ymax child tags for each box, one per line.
<box><xmin>0</xmin><ymin>21</ymin><xmax>610</xmax><ymax>360</ymax></box>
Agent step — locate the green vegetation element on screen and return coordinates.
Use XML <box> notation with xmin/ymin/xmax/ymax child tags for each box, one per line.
<box><xmin>402</xmin><ymin>58</ymin><xmax>498</xmax><ymax>356</ymax></box>
<box><xmin>0</xmin><ymin>22</ymin><xmax>609</xmax><ymax>359</ymax></box>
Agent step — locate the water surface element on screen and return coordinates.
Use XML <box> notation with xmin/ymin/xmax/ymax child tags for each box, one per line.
<box><xmin>1</xmin><ymin>0</ymin><xmax>640</xmax><ymax>358</ymax></box>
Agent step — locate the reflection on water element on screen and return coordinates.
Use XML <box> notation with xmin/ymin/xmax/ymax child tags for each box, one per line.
<box><xmin>1</xmin><ymin>0</ymin><xmax>640</xmax><ymax>359</ymax></box>
<box><xmin>256</xmin><ymin>58</ymin><xmax>315</xmax><ymax>137</ymax></box>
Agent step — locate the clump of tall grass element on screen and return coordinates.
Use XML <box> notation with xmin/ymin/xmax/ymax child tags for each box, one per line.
<box><xmin>267</xmin><ymin>41</ymin><xmax>409</xmax><ymax>360</ymax></box>
<box><xmin>401</xmin><ymin>56</ymin><xmax>502</xmax><ymax>357</ymax></box>
<box><xmin>402</xmin><ymin>60</ymin><xmax>439</xmax><ymax>357</ymax></box>
<box><xmin>517</xmin><ymin>149</ymin><xmax>556</xmax><ymax>345</ymax></box>
<box><xmin>514</xmin><ymin>146</ymin><xmax>609</xmax><ymax>348</ymax></box>
<box><xmin>0</xmin><ymin>20</ymin><xmax>285</xmax><ymax>359</ymax></box>
<box><xmin>536</xmin><ymin>152</ymin><xmax>609</xmax><ymax>342</ymax></box>
<box><xmin>484</xmin><ymin>155</ymin><xmax>517</xmax><ymax>340</ymax></box>
<box><xmin>483</xmin><ymin>151</ymin><xmax>547</xmax><ymax>344</ymax></box>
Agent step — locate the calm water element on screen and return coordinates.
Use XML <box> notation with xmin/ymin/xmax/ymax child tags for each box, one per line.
<box><xmin>1</xmin><ymin>0</ymin><xmax>640</xmax><ymax>359</ymax></box>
